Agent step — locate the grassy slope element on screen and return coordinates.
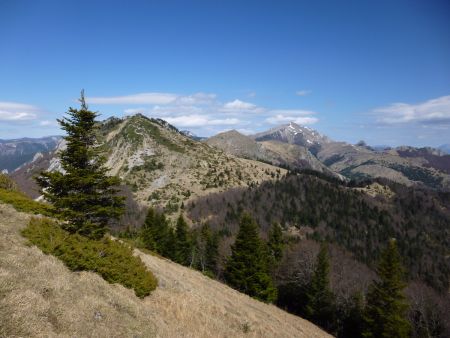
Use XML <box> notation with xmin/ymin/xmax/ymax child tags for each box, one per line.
<box><xmin>0</xmin><ymin>202</ymin><xmax>330</xmax><ymax>338</ymax></box>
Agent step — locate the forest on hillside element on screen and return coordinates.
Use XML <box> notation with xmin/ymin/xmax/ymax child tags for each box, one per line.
<box><xmin>187</xmin><ymin>172</ymin><xmax>450</xmax><ymax>293</ymax></box>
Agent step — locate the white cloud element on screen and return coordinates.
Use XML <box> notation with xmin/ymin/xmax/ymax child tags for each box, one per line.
<box><xmin>175</xmin><ymin>92</ymin><xmax>217</xmax><ymax>105</ymax></box>
<box><xmin>296</xmin><ymin>90</ymin><xmax>312</xmax><ymax>96</ymax></box>
<box><xmin>88</xmin><ymin>92</ymin><xmax>178</xmax><ymax>105</ymax></box>
<box><xmin>165</xmin><ymin>114</ymin><xmax>240</xmax><ymax>127</ymax></box>
<box><xmin>89</xmin><ymin>91</ymin><xmax>322</xmax><ymax>135</ymax></box>
<box><xmin>221</xmin><ymin>99</ymin><xmax>264</xmax><ymax>113</ymax></box>
<box><xmin>265</xmin><ymin>109</ymin><xmax>319</xmax><ymax>125</ymax></box>
<box><xmin>270</xmin><ymin>109</ymin><xmax>317</xmax><ymax>116</ymax></box>
<box><xmin>88</xmin><ymin>92</ymin><xmax>217</xmax><ymax>106</ymax></box>
<box><xmin>266</xmin><ymin>114</ymin><xmax>319</xmax><ymax>125</ymax></box>
<box><xmin>39</xmin><ymin>120</ymin><xmax>57</xmax><ymax>126</ymax></box>
<box><xmin>0</xmin><ymin>101</ymin><xmax>39</xmax><ymax>121</ymax></box>
<box><xmin>375</xmin><ymin>95</ymin><xmax>450</xmax><ymax>125</ymax></box>
<box><xmin>124</xmin><ymin>108</ymin><xmax>148</xmax><ymax>115</ymax></box>
<box><xmin>236</xmin><ymin>128</ymin><xmax>256</xmax><ymax>135</ymax></box>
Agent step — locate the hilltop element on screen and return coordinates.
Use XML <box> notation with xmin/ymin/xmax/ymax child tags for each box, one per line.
<box><xmin>12</xmin><ymin>114</ymin><xmax>286</xmax><ymax>212</ymax></box>
<box><xmin>206</xmin><ymin>129</ymin><xmax>333</xmax><ymax>175</ymax></box>
<box><xmin>0</xmin><ymin>202</ymin><xmax>330</xmax><ymax>338</ymax></box>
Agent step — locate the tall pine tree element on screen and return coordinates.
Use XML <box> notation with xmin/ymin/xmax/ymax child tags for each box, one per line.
<box><xmin>141</xmin><ymin>207</ymin><xmax>175</xmax><ymax>259</ymax></box>
<box><xmin>363</xmin><ymin>239</ymin><xmax>411</xmax><ymax>338</ymax></box>
<box><xmin>305</xmin><ymin>243</ymin><xmax>336</xmax><ymax>333</ymax></box>
<box><xmin>174</xmin><ymin>214</ymin><xmax>191</xmax><ymax>266</ymax></box>
<box><xmin>36</xmin><ymin>91</ymin><xmax>124</xmax><ymax>239</ymax></box>
<box><xmin>267</xmin><ymin>222</ymin><xmax>284</xmax><ymax>268</ymax></box>
<box><xmin>193</xmin><ymin>224</ymin><xmax>219</xmax><ymax>274</ymax></box>
<box><xmin>224</xmin><ymin>214</ymin><xmax>277</xmax><ymax>303</ymax></box>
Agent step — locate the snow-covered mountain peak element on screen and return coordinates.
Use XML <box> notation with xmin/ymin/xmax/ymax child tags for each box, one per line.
<box><xmin>251</xmin><ymin>122</ymin><xmax>330</xmax><ymax>148</ymax></box>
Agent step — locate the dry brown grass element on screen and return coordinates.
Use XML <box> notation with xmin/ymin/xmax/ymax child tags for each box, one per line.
<box><xmin>0</xmin><ymin>202</ymin><xmax>330</xmax><ymax>338</ymax></box>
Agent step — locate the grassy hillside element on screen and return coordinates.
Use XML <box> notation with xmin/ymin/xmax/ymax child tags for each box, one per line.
<box><xmin>0</xmin><ymin>202</ymin><xmax>330</xmax><ymax>338</ymax></box>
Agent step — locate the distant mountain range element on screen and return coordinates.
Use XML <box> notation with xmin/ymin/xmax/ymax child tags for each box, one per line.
<box><xmin>3</xmin><ymin>119</ymin><xmax>450</xmax><ymax>194</ymax></box>
<box><xmin>0</xmin><ymin>136</ymin><xmax>61</xmax><ymax>173</ymax></box>
<box><xmin>206</xmin><ymin>122</ymin><xmax>450</xmax><ymax>191</ymax></box>
<box><xmin>439</xmin><ymin>144</ymin><xmax>450</xmax><ymax>154</ymax></box>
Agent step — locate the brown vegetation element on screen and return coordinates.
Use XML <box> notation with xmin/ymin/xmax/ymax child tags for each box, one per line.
<box><xmin>0</xmin><ymin>202</ymin><xmax>330</xmax><ymax>337</ymax></box>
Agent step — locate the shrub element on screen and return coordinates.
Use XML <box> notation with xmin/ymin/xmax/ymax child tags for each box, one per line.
<box><xmin>22</xmin><ymin>217</ymin><xmax>157</xmax><ymax>298</ymax></box>
<box><xmin>0</xmin><ymin>188</ymin><xmax>54</xmax><ymax>216</ymax></box>
<box><xmin>0</xmin><ymin>173</ymin><xmax>18</xmax><ymax>190</ymax></box>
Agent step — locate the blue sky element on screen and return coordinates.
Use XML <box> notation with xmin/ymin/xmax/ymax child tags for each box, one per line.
<box><xmin>1</xmin><ymin>0</ymin><xmax>449</xmax><ymax>147</ymax></box>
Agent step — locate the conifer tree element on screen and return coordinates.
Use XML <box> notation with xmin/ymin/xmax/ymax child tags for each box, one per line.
<box><xmin>267</xmin><ymin>222</ymin><xmax>284</xmax><ymax>267</ymax></box>
<box><xmin>305</xmin><ymin>243</ymin><xmax>336</xmax><ymax>332</ymax></box>
<box><xmin>224</xmin><ymin>214</ymin><xmax>277</xmax><ymax>303</ymax></box>
<box><xmin>141</xmin><ymin>207</ymin><xmax>174</xmax><ymax>258</ymax></box>
<box><xmin>339</xmin><ymin>292</ymin><xmax>365</xmax><ymax>338</ymax></box>
<box><xmin>363</xmin><ymin>239</ymin><xmax>411</xmax><ymax>338</ymax></box>
<box><xmin>140</xmin><ymin>208</ymin><xmax>159</xmax><ymax>251</ymax></box>
<box><xmin>204</xmin><ymin>227</ymin><xmax>219</xmax><ymax>274</ymax></box>
<box><xmin>191</xmin><ymin>224</ymin><xmax>219</xmax><ymax>274</ymax></box>
<box><xmin>174</xmin><ymin>214</ymin><xmax>191</xmax><ymax>265</ymax></box>
<box><xmin>36</xmin><ymin>91</ymin><xmax>124</xmax><ymax>239</ymax></box>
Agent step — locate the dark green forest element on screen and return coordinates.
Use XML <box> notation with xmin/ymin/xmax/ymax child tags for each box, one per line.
<box><xmin>188</xmin><ymin>172</ymin><xmax>450</xmax><ymax>293</ymax></box>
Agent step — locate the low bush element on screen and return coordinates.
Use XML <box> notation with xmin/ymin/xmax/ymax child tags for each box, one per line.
<box><xmin>0</xmin><ymin>188</ymin><xmax>54</xmax><ymax>216</ymax></box>
<box><xmin>22</xmin><ymin>217</ymin><xmax>158</xmax><ymax>298</ymax></box>
<box><xmin>0</xmin><ymin>173</ymin><xmax>18</xmax><ymax>190</ymax></box>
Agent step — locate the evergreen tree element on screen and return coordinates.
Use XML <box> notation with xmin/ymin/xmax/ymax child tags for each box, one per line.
<box><xmin>363</xmin><ymin>239</ymin><xmax>411</xmax><ymax>338</ymax></box>
<box><xmin>224</xmin><ymin>214</ymin><xmax>277</xmax><ymax>303</ymax></box>
<box><xmin>174</xmin><ymin>214</ymin><xmax>191</xmax><ymax>266</ymax></box>
<box><xmin>338</xmin><ymin>292</ymin><xmax>365</xmax><ymax>338</ymax></box>
<box><xmin>140</xmin><ymin>208</ymin><xmax>159</xmax><ymax>251</ymax></box>
<box><xmin>191</xmin><ymin>224</ymin><xmax>219</xmax><ymax>275</ymax></box>
<box><xmin>36</xmin><ymin>91</ymin><xmax>124</xmax><ymax>239</ymax></box>
<box><xmin>305</xmin><ymin>243</ymin><xmax>336</xmax><ymax>332</ymax></box>
<box><xmin>140</xmin><ymin>207</ymin><xmax>175</xmax><ymax>258</ymax></box>
<box><xmin>204</xmin><ymin>228</ymin><xmax>219</xmax><ymax>274</ymax></box>
<box><xmin>267</xmin><ymin>222</ymin><xmax>284</xmax><ymax>267</ymax></box>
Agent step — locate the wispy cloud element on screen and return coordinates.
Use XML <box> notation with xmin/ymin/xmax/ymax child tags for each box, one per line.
<box><xmin>269</xmin><ymin>109</ymin><xmax>317</xmax><ymax>116</ymax></box>
<box><xmin>39</xmin><ymin>120</ymin><xmax>57</xmax><ymax>126</ymax></box>
<box><xmin>88</xmin><ymin>92</ymin><xmax>178</xmax><ymax>105</ymax></box>
<box><xmin>266</xmin><ymin>114</ymin><xmax>318</xmax><ymax>125</ymax></box>
<box><xmin>374</xmin><ymin>95</ymin><xmax>450</xmax><ymax>125</ymax></box>
<box><xmin>165</xmin><ymin>114</ymin><xmax>240</xmax><ymax>127</ymax></box>
<box><xmin>0</xmin><ymin>101</ymin><xmax>39</xmax><ymax>121</ymax></box>
<box><xmin>296</xmin><ymin>90</ymin><xmax>312</xmax><ymax>96</ymax></box>
<box><xmin>221</xmin><ymin>99</ymin><xmax>264</xmax><ymax>113</ymax></box>
<box><xmin>265</xmin><ymin>109</ymin><xmax>319</xmax><ymax>125</ymax></box>
<box><xmin>87</xmin><ymin>91</ymin><xmax>321</xmax><ymax>135</ymax></box>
